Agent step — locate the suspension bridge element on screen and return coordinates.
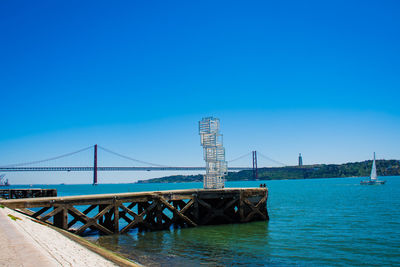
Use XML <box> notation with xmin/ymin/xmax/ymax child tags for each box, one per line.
<box><xmin>0</xmin><ymin>144</ymin><xmax>272</xmax><ymax>235</ymax></box>
<box><xmin>0</xmin><ymin>145</ymin><xmax>287</xmax><ymax>185</ymax></box>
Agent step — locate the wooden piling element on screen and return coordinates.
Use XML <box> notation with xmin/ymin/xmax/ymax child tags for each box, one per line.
<box><xmin>0</xmin><ymin>189</ymin><xmax>57</xmax><ymax>199</ymax></box>
<box><xmin>0</xmin><ymin>188</ymin><xmax>268</xmax><ymax>236</ymax></box>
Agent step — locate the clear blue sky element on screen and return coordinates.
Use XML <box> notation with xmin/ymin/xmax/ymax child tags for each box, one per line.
<box><xmin>1</xmin><ymin>0</ymin><xmax>400</xmax><ymax>184</ymax></box>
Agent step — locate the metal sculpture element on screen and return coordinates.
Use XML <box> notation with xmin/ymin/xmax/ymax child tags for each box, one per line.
<box><xmin>199</xmin><ymin>117</ymin><xmax>227</xmax><ymax>189</ymax></box>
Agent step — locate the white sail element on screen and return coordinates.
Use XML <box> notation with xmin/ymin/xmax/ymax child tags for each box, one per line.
<box><xmin>370</xmin><ymin>152</ymin><xmax>377</xmax><ymax>181</ymax></box>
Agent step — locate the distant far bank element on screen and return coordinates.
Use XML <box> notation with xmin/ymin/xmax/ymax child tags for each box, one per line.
<box><xmin>136</xmin><ymin>159</ymin><xmax>400</xmax><ymax>184</ymax></box>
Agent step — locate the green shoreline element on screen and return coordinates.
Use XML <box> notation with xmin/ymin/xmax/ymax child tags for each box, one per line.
<box><xmin>137</xmin><ymin>159</ymin><xmax>400</xmax><ymax>183</ymax></box>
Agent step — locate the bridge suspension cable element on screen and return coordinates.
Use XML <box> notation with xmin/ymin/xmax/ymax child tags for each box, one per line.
<box><xmin>257</xmin><ymin>152</ymin><xmax>286</xmax><ymax>166</ymax></box>
<box><xmin>97</xmin><ymin>145</ymin><xmax>167</xmax><ymax>167</ymax></box>
<box><xmin>0</xmin><ymin>146</ymin><xmax>93</xmax><ymax>168</ymax></box>
<box><xmin>227</xmin><ymin>152</ymin><xmax>252</xmax><ymax>163</ymax></box>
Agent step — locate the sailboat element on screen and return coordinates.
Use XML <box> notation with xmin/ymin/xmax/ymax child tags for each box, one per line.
<box><xmin>360</xmin><ymin>152</ymin><xmax>386</xmax><ymax>185</ymax></box>
<box><xmin>0</xmin><ymin>174</ymin><xmax>10</xmax><ymax>186</ymax></box>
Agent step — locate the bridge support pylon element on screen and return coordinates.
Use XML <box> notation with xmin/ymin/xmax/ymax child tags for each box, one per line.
<box><xmin>252</xmin><ymin>151</ymin><xmax>258</xmax><ymax>179</ymax></box>
<box><xmin>93</xmin><ymin>144</ymin><xmax>98</xmax><ymax>185</ymax></box>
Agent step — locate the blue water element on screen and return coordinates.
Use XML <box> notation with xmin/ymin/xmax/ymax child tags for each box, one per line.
<box><xmin>9</xmin><ymin>177</ymin><xmax>400</xmax><ymax>266</ymax></box>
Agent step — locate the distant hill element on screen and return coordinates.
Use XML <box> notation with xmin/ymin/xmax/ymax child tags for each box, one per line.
<box><xmin>135</xmin><ymin>159</ymin><xmax>400</xmax><ymax>184</ymax></box>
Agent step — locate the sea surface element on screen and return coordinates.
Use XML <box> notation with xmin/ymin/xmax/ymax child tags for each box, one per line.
<box><xmin>9</xmin><ymin>177</ymin><xmax>400</xmax><ymax>266</ymax></box>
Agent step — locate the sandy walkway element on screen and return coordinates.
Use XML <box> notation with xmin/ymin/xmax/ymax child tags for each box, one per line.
<box><xmin>0</xmin><ymin>206</ymin><xmax>120</xmax><ymax>267</ymax></box>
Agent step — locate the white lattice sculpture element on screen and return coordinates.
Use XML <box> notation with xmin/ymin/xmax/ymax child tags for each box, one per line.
<box><xmin>199</xmin><ymin>117</ymin><xmax>227</xmax><ymax>189</ymax></box>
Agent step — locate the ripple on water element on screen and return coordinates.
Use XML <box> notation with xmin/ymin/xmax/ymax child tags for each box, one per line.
<box><xmin>81</xmin><ymin>177</ymin><xmax>400</xmax><ymax>266</ymax></box>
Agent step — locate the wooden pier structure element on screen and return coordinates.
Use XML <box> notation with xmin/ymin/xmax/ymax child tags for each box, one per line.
<box><xmin>0</xmin><ymin>188</ymin><xmax>268</xmax><ymax>235</ymax></box>
<box><xmin>0</xmin><ymin>189</ymin><xmax>57</xmax><ymax>199</ymax></box>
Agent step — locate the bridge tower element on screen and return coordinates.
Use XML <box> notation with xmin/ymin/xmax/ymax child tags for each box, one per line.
<box><xmin>93</xmin><ymin>144</ymin><xmax>98</xmax><ymax>185</ymax></box>
<box><xmin>252</xmin><ymin>151</ymin><xmax>258</xmax><ymax>179</ymax></box>
<box><xmin>199</xmin><ymin>117</ymin><xmax>227</xmax><ymax>189</ymax></box>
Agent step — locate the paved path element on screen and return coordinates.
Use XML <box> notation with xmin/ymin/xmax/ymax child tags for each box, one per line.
<box><xmin>0</xmin><ymin>207</ymin><xmax>57</xmax><ymax>266</ymax></box>
<box><xmin>0</xmin><ymin>207</ymin><xmax>118</xmax><ymax>267</ymax></box>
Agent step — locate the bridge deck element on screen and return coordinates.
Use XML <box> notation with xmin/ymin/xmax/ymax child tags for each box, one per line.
<box><xmin>0</xmin><ymin>166</ymin><xmax>252</xmax><ymax>172</ymax></box>
<box><xmin>0</xmin><ymin>188</ymin><xmax>268</xmax><ymax>235</ymax></box>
